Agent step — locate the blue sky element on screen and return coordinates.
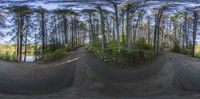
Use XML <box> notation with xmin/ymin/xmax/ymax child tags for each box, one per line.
<box><xmin>0</xmin><ymin>0</ymin><xmax>200</xmax><ymax>44</ymax></box>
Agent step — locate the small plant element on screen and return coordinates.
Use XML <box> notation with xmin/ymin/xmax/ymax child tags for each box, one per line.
<box><xmin>171</xmin><ymin>44</ymin><xmax>193</xmax><ymax>56</ymax></box>
<box><xmin>171</xmin><ymin>44</ymin><xmax>181</xmax><ymax>53</ymax></box>
<box><xmin>88</xmin><ymin>38</ymin><xmax>155</xmax><ymax>66</ymax></box>
<box><xmin>41</xmin><ymin>44</ymin><xmax>71</xmax><ymax>62</ymax></box>
<box><xmin>196</xmin><ymin>51</ymin><xmax>200</xmax><ymax>58</ymax></box>
<box><xmin>0</xmin><ymin>52</ymin><xmax>18</xmax><ymax>61</ymax></box>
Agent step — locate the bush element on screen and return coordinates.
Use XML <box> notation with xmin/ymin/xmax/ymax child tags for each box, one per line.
<box><xmin>88</xmin><ymin>38</ymin><xmax>155</xmax><ymax>66</ymax></box>
<box><xmin>196</xmin><ymin>51</ymin><xmax>200</xmax><ymax>58</ymax></box>
<box><xmin>171</xmin><ymin>44</ymin><xmax>192</xmax><ymax>55</ymax></box>
<box><xmin>88</xmin><ymin>39</ymin><xmax>101</xmax><ymax>52</ymax></box>
<box><xmin>0</xmin><ymin>53</ymin><xmax>17</xmax><ymax>61</ymax></box>
<box><xmin>133</xmin><ymin>38</ymin><xmax>153</xmax><ymax>50</ymax></box>
<box><xmin>171</xmin><ymin>44</ymin><xmax>181</xmax><ymax>53</ymax></box>
<box><xmin>41</xmin><ymin>45</ymin><xmax>69</xmax><ymax>62</ymax></box>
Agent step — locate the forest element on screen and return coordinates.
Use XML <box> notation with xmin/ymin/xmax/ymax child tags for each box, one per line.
<box><xmin>0</xmin><ymin>0</ymin><xmax>200</xmax><ymax>98</ymax></box>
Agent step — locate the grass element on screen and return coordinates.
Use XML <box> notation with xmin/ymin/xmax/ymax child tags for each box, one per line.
<box><xmin>195</xmin><ymin>44</ymin><xmax>200</xmax><ymax>58</ymax></box>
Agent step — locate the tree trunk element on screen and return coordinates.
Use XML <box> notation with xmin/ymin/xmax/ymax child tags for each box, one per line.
<box><xmin>121</xmin><ymin>14</ymin><xmax>125</xmax><ymax>46</ymax></box>
<box><xmin>99</xmin><ymin>7</ymin><xmax>106</xmax><ymax>51</ymax></box>
<box><xmin>112</xmin><ymin>18</ymin><xmax>116</xmax><ymax>40</ymax></box>
<box><xmin>24</xmin><ymin>16</ymin><xmax>29</xmax><ymax>62</ymax></box>
<box><xmin>63</xmin><ymin>14</ymin><xmax>68</xmax><ymax>44</ymax></box>
<box><xmin>126</xmin><ymin>12</ymin><xmax>131</xmax><ymax>49</ymax></box>
<box><xmin>19</xmin><ymin>14</ymin><xmax>24</xmax><ymax>61</ymax></box>
<box><xmin>147</xmin><ymin>15</ymin><xmax>151</xmax><ymax>46</ymax></box>
<box><xmin>55</xmin><ymin>17</ymin><xmax>58</xmax><ymax>45</ymax></box>
<box><xmin>186</xmin><ymin>19</ymin><xmax>190</xmax><ymax>48</ymax></box>
<box><xmin>16</xmin><ymin>14</ymin><xmax>20</xmax><ymax>61</ymax></box>
<box><xmin>89</xmin><ymin>13</ymin><xmax>94</xmax><ymax>42</ymax></box>
<box><xmin>71</xmin><ymin>16</ymin><xmax>74</xmax><ymax>48</ymax></box>
<box><xmin>133</xmin><ymin>13</ymin><xmax>141</xmax><ymax>41</ymax></box>
<box><xmin>192</xmin><ymin>11</ymin><xmax>198</xmax><ymax>57</ymax></box>
<box><xmin>34</xmin><ymin>28</ymin><xmax>38</xmax><ymax>61</ymax></box>
<box><xmin>154</xmin><ymin>9</ymin><xmax>164</xmax><ymax>55</ymax></box>
<box><xmin>41</xmin><ymin>13</ymin><xmax>45</xmax><ymax>53</ymax></box>
<box><xmin>183</xmin><ymin>12</ymin><xmax>187</xmax><ymax>48</ymax></box>
<box><xmin>114</xmin><ymin>4</ymin><xmax>120</xmax><ymax>52</ymax></box>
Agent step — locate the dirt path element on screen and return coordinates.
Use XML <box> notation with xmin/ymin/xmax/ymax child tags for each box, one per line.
<box><xmin>0</xmin><ymin>50</ymin><xmax>79</xmax><ymax>94</ymax></box>
<box><xmin>169</xmin><ymin>52</ymin><xmax>200</xmax><ymax>92</ymax></box>
<box><xmin>75</xmin><ymin>49</ymin><xmax>200</xmax><ymax>98</ymax></box>
<box><xmin>0</xmin><ymin>48</ymin><xmax>200</xmax><ymax>98</ymax></box>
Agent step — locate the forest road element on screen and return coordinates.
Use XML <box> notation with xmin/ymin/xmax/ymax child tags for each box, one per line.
<box><xmin>78</xmin><ymin>48</ymin><xmax>200</xmax><ymax>94</ymax></box>
<box><xmin>81</xmin><ymin>49</ymin><xmax>166</xmax><ymax>82</ymax></box>
<box><xmin>0</xmin><ymin>48</ymin><xmax>200</xmax><ymax>98</ymax></box>
<box><xmin>0</xmin><ymin>50</ymin><xmax>80</xmax><ymax>94</ymax></box>
<box><xmin>169</xmin><ymin>52</ymin><xmax>200</xmax><ymax>92</ymax></box>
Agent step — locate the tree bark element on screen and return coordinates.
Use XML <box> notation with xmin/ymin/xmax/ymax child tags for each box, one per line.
<box><xmin>41</xmin><ymin>12</ymin><xmax>45</xmax><ymax>53</ymax></box>
<box><xmin>147</xmin><ymin>15</ymin><xmax>151</xmax><ymax>46</ymax></box>
<box><xmin>192</xmin><ymin>11</ymin><xmax>198</xmax><ymax>57</ymax></box>
<box><xmin>114</xmin><ymin>4</ymin><xmax>120</xmax><ymax>52</ymax></box>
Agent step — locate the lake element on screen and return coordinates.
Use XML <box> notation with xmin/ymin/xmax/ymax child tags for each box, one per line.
<box><xmin>21</xmin><ymin>56</ymin><xmax>38</xmax><ymax>62</ymax></box>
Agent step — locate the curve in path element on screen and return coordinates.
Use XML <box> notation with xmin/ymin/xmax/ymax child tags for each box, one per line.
<box><xmin>82</xmin><ymin>49</ymin><xmax>200</xmax><ymax>92</ymax></box>
<box><xmin>0</xmin><ymin>51</ymin><xmax>79</xmax><ymax>94</ymax></box>
<box><xmin>170</xmin><ymin>52</ymin><xmax>200</xmax><ymax>92</ymax></box>
<box><xmin>0</xmin><ymin>48</ymin><xmax>200</xmax><ymax>95</ymax></box>
<box><xmin>82</xmin><ymin>50</ymin><xmax>166</xmax><ymax>83</ymax></box>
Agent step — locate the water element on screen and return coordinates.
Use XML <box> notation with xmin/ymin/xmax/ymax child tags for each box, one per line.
<box><xmin>21</xmin><ymin>56</ymin><xmax>38</xmax><ymax>62</ymax></box>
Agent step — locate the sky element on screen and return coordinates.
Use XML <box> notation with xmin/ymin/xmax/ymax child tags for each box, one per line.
<box><xmin>0</xmin><ymin>0</ymin><xmax>200</xmax><ymax>44</ymax></box>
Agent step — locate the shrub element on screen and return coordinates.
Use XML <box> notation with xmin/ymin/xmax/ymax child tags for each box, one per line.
<box><xmin>41</xmin><ymin>45</ymin><xmax>69</xmax><ymax>62</ymax></box>
<box><xmin>171</xmin><ymin>44</ymin><xmax>181</xmax><ymax>53</ymax></box>
<box><xmin>88</xmin><ymin>39</ymin><xmax>155</xmax><ymax>66</ymax></box>
<box><xmin>196</xmin><ymin>51</ymin><xmax>200</xmax><ymax>58</ymax></box>
<box><xmin>0</xmin><ymin>53</ymin><xmax>17</xmax><ymax>61</ymax></box>
<box><xmin>133</xmin><ymin>38</ymin><xmax>152</xmax><ymax>50</ymax></box>
<box><xmin>171</xmin><ymin>44</ymin><xmax>192</xmax><ymax>55</ymax></box>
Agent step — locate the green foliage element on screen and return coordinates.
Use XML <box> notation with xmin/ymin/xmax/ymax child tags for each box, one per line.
<box><xmin>41</xmin><ymin>45</ymin><xmax>69</xmax><ymax>62</ymax></box>
<box><xmin>196</xmin><ymin>53</ymin><xmax>200</xmax><ymax>58</ymax></box>
<box><xmin>0</xmin><ymin>52</ymin><xmax>17</xmax><ymax>61</ymax></box>
<box><xmin>88</xmin><ymin>38</ymin><xmax>155</xmax><ymax>66</ymax></box>
<box><xmin>171</xmin><ymin>44</ymin><xmax>192</xmax><ymax>55</ymax></box>
<box><xmin>196</xmin><ymin>44</ymin><xmax>200</xmax><ymax>58</ymax></box>
<box><xmin>88</xmin><ymin>39</ymin><xmax>101</xmax><ymax>54</ymax></box>
<box><xmin>132</xmin><ymin>38</ymin><xmax>153</xmax><ymax>50</ymax></box>
<box><xmin>171</xmin><ymin>44</ymin><xmax>181</xmax><ymax>53</ymax></box>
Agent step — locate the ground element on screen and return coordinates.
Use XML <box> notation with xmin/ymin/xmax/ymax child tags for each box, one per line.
<box><xmin>0</xmin><ymin>48</ymin><xmax>200</xmax><ymax>99</ymax></box>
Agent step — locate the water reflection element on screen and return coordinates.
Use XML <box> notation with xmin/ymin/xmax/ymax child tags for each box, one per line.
<box><xmin>21</xmin><ymin>56</ymin><xmax>38</xmax><ymax>62</ymax></box>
